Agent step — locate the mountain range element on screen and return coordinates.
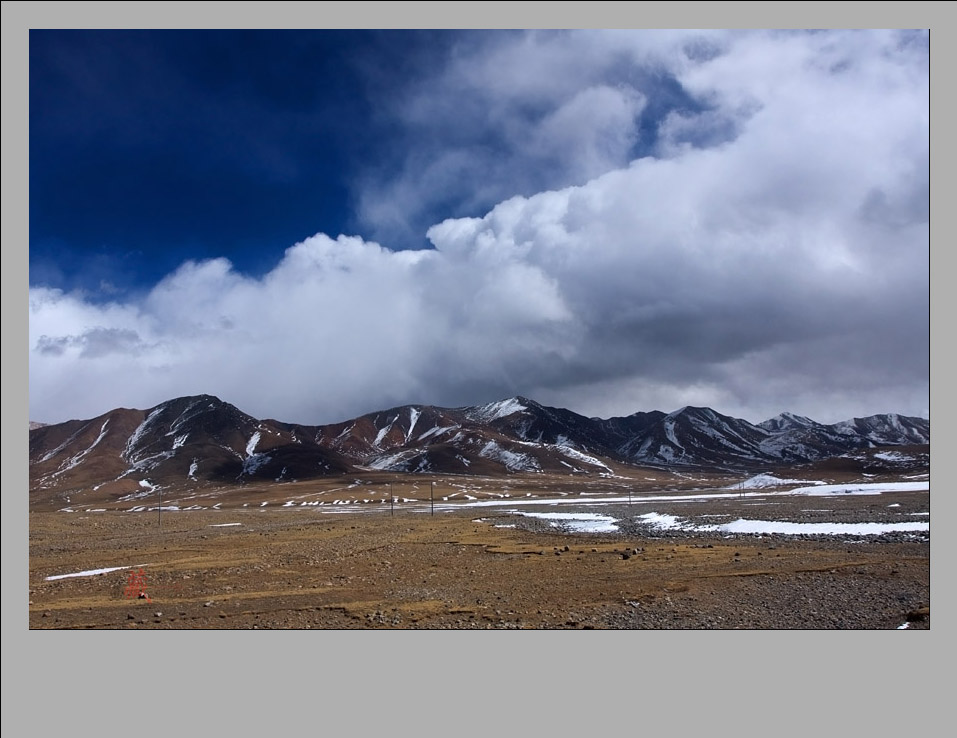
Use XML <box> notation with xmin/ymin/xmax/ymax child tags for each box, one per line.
<box><xmin>29</xmin><ymin>394</ymin><xmax>930</xmax><ymax>499</ymax></box>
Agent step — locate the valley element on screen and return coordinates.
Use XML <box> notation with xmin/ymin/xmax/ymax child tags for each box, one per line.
<box><xmin>27</xmin><ymin>394</ymin><xmax>931</xmax><ymax>629</ymax></box>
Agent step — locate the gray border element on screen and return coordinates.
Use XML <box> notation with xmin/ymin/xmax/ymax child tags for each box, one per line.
<box><xmin>4</xmin><ymin>2</ymin><xmax>946</xmax><ymax>734</ymax></box>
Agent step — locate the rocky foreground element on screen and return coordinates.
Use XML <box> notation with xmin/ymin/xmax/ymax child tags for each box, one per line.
<box><xmin>28</xmin><ymin>487</ymin><xmax>930</xmax><ymax>630</ymax></box>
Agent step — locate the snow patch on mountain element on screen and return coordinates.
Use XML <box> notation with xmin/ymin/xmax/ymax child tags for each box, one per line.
<box><xmin>122</xmin><ymin>449</ymin><xmax>176</xmax><ymax>476</ymax></box>
<box><xmin>123</xmin><ymin>406</ymin><xmax>165</xmax><ymax>462</ymax></box>
<box><xmin>364</xmin><ymin>449</ymin><xmax>423</xmax><ymax>471</ymax></box>
<box><xmin>406</xmin><ymin>407</ymin><xmax>421</xmax><ymax>443</ymax></box>
<box><xmin>479</xmin><ymin>440</ymin><xmax>541</xmax><ymax>472</ymax></box>
<box><xmin>374</xmin><ymin>417</ymin><xmax>398</xmax><ymax>447</ymax></box>
<box><xmin>469</xmin><ymin>398</ymin><xmax>528</xmax><ymax>422</ymax></box>
<box><xmin>554</xmin><ymin>443</ymin><xmax>613</xmax><ymax>472</ymax></box>
<box><xmin>417</xmin><ymin>424</ymin><xmax>458</xmax><ymax>441</ymax></box>
<box><xmin>52</xmin><ymin>418</ymin><xmax>112</xmax><ymax>475</ymax></box>
<box><xmin>662</xmin><ymin>414</ymin><xmax>684</xmax><ymax>450</ymax></box>
<box><xmin>117</xmin><ymin>479</ymin><xmax>162</xmax><ymax>501</ymax></box>
<box><xmin>167</xmin><ymin>398</ymin><xmax>208</xmax><ymax>434</ymax></box>
<box><xmin>242</xmin><ymin>452</ymin><xmax>270</xmax><ymax>476</ymax></box>
<box><xmin>39</xmin><ymin>424</ymin><xmax>88</xmax><ymax>463</ymax></box>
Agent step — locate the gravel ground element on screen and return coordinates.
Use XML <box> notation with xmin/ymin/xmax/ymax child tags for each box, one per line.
<box><xmin>28</xmin><ymin>488</ymin><xmax>930</xmax><ymax>630</ymax></box>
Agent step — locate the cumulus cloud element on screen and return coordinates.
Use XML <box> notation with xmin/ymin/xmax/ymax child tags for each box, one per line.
<box><xmin>29</xmin><ymin>29</ymin><xmax>928</xmax><ymax>426</ymax></box>
<box><xmin>354</xmin><ymin>29</ymin><xmax>698</xmax><ymax>248</ymax></box>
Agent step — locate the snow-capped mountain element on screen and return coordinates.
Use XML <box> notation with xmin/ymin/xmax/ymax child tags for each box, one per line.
<box><xmin>29</xmin><ymin>394</ymin><xmax>930</xmax><ymax>497</ymax></box>
<box><xmin>29</xmin><ymin>395</ymin><xmax>350</xmax><ymax>498</ymax></box>
<box><xmin>757</xmin><ymin>412</ymin><xmax>818</xmax><ymax>434</ymax></box>
<box><xmin>308</xmin><ymin>397</ymin><xmax>625</xmax><ymax>476</ymax></box>
<box><xmin>620</xmin><ymin>406</ymin><xmax>772</xmax><ymax>468</ymax></box>
<box><xmin>829</xmin><ymin>414</ymin><xmax>930</xmax><ymax>446</ymax></box>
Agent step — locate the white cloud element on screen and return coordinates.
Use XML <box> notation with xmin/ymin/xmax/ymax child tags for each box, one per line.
<box><xmin>29</xmin><ymin>30</ymin><xmax>928</xmax><ymax>426</ymax></box>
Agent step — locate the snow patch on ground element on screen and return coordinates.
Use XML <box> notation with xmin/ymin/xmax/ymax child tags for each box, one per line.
<box><xmin>513</xmin><ymin>511</ymin><xmax>619</xmax><ymax>533</ymax></box>
<box><xmin>730</xmin><ymin>474</ymin><xmax>822</xmax><ymax>489</ymax></box>
<box><xmin>634</xmin><ymin>512</ymin><xmax>929</xmax><ymax>536</ymax></box>
<box><xmin>785</xmin><ymin>481</ymin><xmax>928</xmax><ymax>496</ymax></box>
<box><xmin>46</xmin><ymin>564</ymin><xmax>149</xmax><ymax>581</ymax></box>
<box><xmin>873</xmin><ymin>451</ymin><xmax>914</xmax><ymax>462</ymax></box>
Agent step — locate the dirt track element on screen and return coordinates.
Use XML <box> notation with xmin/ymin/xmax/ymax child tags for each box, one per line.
<box><xmin>28</xmin><ymin>488</ymin><xmax>930</xmax><ymax>630</ymax></box>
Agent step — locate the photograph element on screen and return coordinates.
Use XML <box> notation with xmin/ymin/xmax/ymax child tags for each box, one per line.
<box><xmin>24</xmin><ymin>24</ymin><xmax>929</xmax><ymax>632</ymax></box>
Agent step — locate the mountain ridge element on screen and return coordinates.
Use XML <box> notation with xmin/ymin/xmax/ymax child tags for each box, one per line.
<box><xmin>29</xmin><ymin>394</ymin><xmax>930</xmax><ymax>499</ymax></box>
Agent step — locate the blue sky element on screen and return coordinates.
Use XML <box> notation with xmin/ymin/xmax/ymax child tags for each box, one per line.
<box><xmin>26</xmin><ymin>27</ymin><xmax>930</xmax><ymax>426</ymax></box>
<box><xmin>30</xmin><ymin>28</ymin><xmax>707</xmax><ymax>296</ymax></box>
<box><xmin>30</xmin><ymin>29</ymin><xmax>460</xmax><ymax>293</ymax></box>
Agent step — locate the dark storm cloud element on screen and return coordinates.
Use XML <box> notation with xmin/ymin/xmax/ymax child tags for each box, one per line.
<box><xmin>29</xmin><ymin>30</ymin><xmax>928</xmax><ymax>426</ymax></box>
<box><xmin>35</xmin><ymin>328</ymin><xmax>146</xmax><ymax>359</ymax></box>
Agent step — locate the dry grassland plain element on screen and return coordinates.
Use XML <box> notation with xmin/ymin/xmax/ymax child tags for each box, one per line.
<box><xmin>28</xmin><ymin>473</ymin><xmax>930</xmax><ymax>630</ymax></box>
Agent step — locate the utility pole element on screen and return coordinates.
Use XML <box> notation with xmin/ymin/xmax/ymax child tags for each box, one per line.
<box><xmin>390</xmin><ymin>483</ymin><xmax>394</xmax><ymax>517</ymax></box>
<box><xmin>431</xmin><ymin>480</ymin><xmax>434</xmax><ymax>516</ymax></box>
<box><xmin>158</xmin><ymin>484</ymin><xmax>162</xmax><ymax>527</ymax></box>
